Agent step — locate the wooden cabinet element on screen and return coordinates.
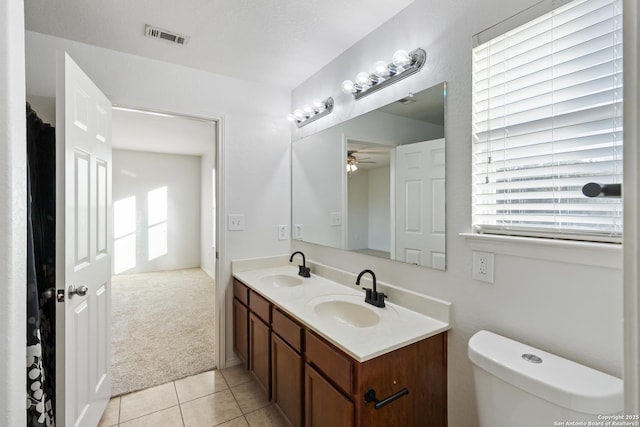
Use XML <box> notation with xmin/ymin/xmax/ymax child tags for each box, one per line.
<box><xmin>232</xmin><ymin>278</ymin><xmax>447</xmax><ymax>427</ymax></box>
<box><xmin>305</xmin><ymin>364</ymin><xmax>354</xmax><ymax>427</ymax></box>
<box><xmin>249</xmin><ymin>290</ymin><xmax>271</xmax><ymax>397</ymax></box>
<box><xmin>271</xmin><ymin>308</ymin><xmax>304</xmax><ymax>427</ymax></box>
<box><xmin>354</xmin><ymin>332</ymin><xmax>447</xmax><ymax>427</ymax></box>
<box><xmin>232</xmin><ymin>282</ymin><xmax>249</xmax><ymax>369</ymax></box>
<box><xmin>305</xmin><ymin>331</ymin><xmax>353</xmax><ymax>395</ymax></box>
<box><xmin>249</xmin><ymin>312</ymin><xmax>271</xmax><ymax>396</ymax></box>
<box><xmin>272</xmin><ymin>333</ymin><xmax>303</xmax><ymax>427</ymax></box>
<box><xmin>304</xmin><ymin>330</ymin><xmax>447</xmax><ymax>427</ymax></box>
<box><xmin>233</xmin><ymin>279</ymin><xmax>272</xmax><ymax>395</ymax></box>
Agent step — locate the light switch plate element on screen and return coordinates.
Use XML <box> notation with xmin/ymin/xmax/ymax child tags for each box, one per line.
<box><xmin>277</xmin><ymin>225</ymin><xmax>288</xmax><ymax>240</ymax></box>
<box><xmin>228</xmin><ymin>214</ymin><xmax>245</xmax><ymax>231</ymax></box>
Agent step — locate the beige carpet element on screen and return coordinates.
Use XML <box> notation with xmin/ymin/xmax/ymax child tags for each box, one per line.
<box><xmin>110</xmin><ymin>268</ymin><xmax>216</xmax><ymax>396</ymax></box>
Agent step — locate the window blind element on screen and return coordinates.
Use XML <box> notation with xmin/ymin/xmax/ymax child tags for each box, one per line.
<box><xmin>471</xmin><ymin>0</ymin><xmax>623</xmax><ymax>242</ymax></box>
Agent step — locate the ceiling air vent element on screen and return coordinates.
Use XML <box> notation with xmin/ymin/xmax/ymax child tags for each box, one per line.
<box><xmin>144</xmin><ymin>25</ymin><xmax>190</xmax><ymax>46</ymax></box>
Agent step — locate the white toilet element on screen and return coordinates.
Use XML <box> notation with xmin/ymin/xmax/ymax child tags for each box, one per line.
<box><xmin>468</xmin><ymin>330</ymin><xmax>623</xmax><ymax>427</ymax></box>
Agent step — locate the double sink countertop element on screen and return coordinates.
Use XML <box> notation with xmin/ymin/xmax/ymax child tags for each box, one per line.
<box><xmin>232</xmin><ymin>258</ymin><xmax>451</xmax><ymax>362</ymax></box>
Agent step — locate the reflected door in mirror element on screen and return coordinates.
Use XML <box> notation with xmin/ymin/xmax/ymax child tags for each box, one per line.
<box><xmin>394</xmin><ymin>139</ymin><xmax>445</xmax><ymax>269</ymax></box>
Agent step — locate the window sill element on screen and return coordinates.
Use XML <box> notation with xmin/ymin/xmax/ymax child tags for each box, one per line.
<box><xmin>460</xmin><ymin>232</ymin><xmax>622</xmax><ymax>269</ymax></box>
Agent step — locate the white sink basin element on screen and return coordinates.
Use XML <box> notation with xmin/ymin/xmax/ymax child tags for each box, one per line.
<box><xmin>260</xmin><ymin>274</ymin><xmax>304</xmax><ymax>287</ymax></box>
<box><xmin>313</xmin><ymin>298</ymin><xmax>380</xmax><ymax>328</ymax></box>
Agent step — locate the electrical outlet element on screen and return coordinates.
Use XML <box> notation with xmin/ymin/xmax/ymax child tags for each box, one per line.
<box><xmin>479</xmin><ymin>256</ymin><xmax>487</xmax><ymax>274</ymax></box>
<box><xmin>473</xmin><ymin>251</ymin><xmax>494</xmax><ymax>283</ymax></box>
<box><xmin>294</xmin><ymin>224</ymin><xmax>303</xmax><ymax>239</ymax></box>
<box><xmin>329</xmin><ymin>212</ymin><xmax>342</xmax><ymax>226</ymax></box>
<box><xmin>277</xmin><ymin>225</ymin><xmax>288</xmax><ymax>240</ymax></box>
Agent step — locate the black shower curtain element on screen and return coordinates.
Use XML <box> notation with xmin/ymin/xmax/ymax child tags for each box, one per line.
<box><xmin>26</xmin><ymin>103</ymin><xmax>56</xmax><ymax>427</ymax></box>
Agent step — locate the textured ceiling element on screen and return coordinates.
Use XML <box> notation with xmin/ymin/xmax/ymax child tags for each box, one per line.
<box><xmin>24</xmin><ymin>0</ymin><xmax>413</xmax><ymax>90</ymax></box>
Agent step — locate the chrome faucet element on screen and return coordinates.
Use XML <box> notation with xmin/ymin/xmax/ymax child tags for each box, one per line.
<box><xmin>356</xmin><ymin>269</ymin><xmax>387</xmax><ymax>308</ymax></box>
<box><xmin>289</xmin><ymin>251</ymin><xmax>311</xmax><ymax>277</ymax></box>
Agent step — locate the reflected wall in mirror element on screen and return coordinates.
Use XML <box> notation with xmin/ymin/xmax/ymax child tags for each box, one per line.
<box><xmin>292</xmin><ymin>82</ymin><xmax>446</xmax><ymax>270</ymax></box>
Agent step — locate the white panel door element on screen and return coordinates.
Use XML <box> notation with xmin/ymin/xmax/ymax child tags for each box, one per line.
<box><xmin>394</xmin><ymin>139</ymin><xmax>445</xmax><ymax>269</ymax></box>
<box><xmin>55</xmin><ymin>52</ymin><xmax>112</xmax><ymax>427</ymax></box>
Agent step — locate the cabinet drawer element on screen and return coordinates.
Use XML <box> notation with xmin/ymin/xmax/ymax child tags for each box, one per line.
<box><xmin>250</xmin><ymin>289</ymin><xmax>271</xmax><ymax>323</ymax></box>
<box><xmin>233</xmin><ymin>279</ymin><xmax>249</xmax><ymax>306</ymax></box>
<box><xmin>272</xmin><ymin>308</ymin><xmax>303</xmax><ymax>353</ymax></box>
<box><xmin>305</xmin><ymin>331</ymin><xmax>353</xmax><ymax>395</ymax></box>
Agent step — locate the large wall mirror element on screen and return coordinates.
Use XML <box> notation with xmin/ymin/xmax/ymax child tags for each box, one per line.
<box><xmin>292</xmin><ymin>82</ymin><xmax>447</xmax><ymax>270</ymax></box>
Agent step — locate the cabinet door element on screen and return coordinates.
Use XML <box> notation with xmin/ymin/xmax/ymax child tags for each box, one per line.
<box><xmin>272</xmin><ymin>333</ymin><xmax>303</xmax><ymax>427</ymax></box>
<box><xmin>305</xmin><ymin>365</ymin><xmax>354</xmax><ymax>427</ymax></box>
<box><xmin>233</xmin><ymin>298</ymin><xmax>249</xmax><ymax>369</ymax></box>
<box><xmin>249</xmin><ymin>312</ymin><xmax>271</xmax><ymax>397</ymax></box>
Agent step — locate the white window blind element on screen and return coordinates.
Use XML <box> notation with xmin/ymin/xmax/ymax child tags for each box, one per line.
<box><xmin>471</xmin><ymin>0</ymin><xmax>623</xmax><ymax>242</ymax></box>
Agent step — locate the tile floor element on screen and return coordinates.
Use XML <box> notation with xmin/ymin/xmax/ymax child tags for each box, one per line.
<box><xmin>99</xmin><ymin>365</ymin><xmax>288</xmax><ymax>427</ymax></box>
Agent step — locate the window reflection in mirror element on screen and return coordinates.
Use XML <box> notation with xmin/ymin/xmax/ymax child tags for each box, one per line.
<box><xmin>292</xmin><ymin>82</ymin><xmax>446</xmax><ymax>270</ymax></box>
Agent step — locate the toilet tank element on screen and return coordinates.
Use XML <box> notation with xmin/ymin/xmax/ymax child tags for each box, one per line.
<box><xmin>468</xmin><ymin>330</ymin><xmax>623</xmax><ymax>427</ymax></box>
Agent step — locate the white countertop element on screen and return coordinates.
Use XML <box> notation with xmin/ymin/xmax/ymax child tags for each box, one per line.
<box><xmin>233</xmin><ymin>264</ymin><xmax>450</xmax><ymax>362</ymax></box>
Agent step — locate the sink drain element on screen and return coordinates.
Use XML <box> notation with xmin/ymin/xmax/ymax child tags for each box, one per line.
<box><xmin>522</xmin><ymin>353</ymin><xmax>543</xmax><ymax>363</ymax></box>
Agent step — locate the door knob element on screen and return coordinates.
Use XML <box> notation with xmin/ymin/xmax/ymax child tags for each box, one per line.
<box><xmin>68</xmin><ymin>285</ymin><xmax>88</xmax><ymax>298</ymax></box>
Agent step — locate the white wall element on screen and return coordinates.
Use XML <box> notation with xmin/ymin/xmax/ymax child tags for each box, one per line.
<box><xmin>367</xmin><ymin>166</ymin><xmax>390</xmax><ymax>251</ymax></box>
<box><xmin>291</xmin><ymin>0</ymin><xmax>624</xmax><ymax>425</ymax></box>
<box><xmin>347</xmin><ymin>171</ymin><xmax>369</xmax><ymax>249</ymax></box>
<box><xmin>25</xmin><ymin>30</ymin><xmax>291</xmax><ymax>366</ymax></box>
<box><xmin>112</xmin><ymin>149</ymin><xmax>201</xmax><ymax>274</ymax></box>
<box><xmin>0</xmin><ymin>1</ymin><xmax>26</xmax><ymax>426</ymax></box>
<box><xmin>292</xmin><ymin>131</ymin><xmax>344</xmax><ymax>247</ymax></box>
<box><xmin>26</xmin><ymin>94</ymin><xmax>55</xmax><ymax>124</ymax></box>
<box><xmin>347</xmin><ymin>166</ymin><xmax>391</xmax><ymax>252</ymax></box>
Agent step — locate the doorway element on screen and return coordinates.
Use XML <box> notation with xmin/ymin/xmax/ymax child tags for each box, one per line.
<box><xmin>110</xmin><ymin>106</ymin><xmax>218</xmax><ymax>395</ymax></box>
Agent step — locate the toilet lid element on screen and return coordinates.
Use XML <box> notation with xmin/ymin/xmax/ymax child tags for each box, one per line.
<box><xmin>468</xmin><ymin>330</ymin><xmax>623</xmax><ymax>415</ymax></box>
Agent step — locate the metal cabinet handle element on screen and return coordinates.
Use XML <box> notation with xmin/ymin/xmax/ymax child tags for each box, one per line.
<box><xmin>364</xmin><ymin>387</ymin><xmax>409</xmax><ymax>410</ymax></box>
<box><xmin>68</xmin><ymin>285</ymin><xmax>88</xmax><ymax>298</ymax></box>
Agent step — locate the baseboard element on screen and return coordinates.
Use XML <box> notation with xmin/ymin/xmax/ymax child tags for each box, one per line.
<box><xmin>225</xmin><ymin>355</ymin><xmax>241</xmax><ymax>368</ymax></box>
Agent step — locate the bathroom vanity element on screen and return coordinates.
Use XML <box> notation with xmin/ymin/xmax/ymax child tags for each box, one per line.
<box><xmin>232</xmin><ymin>260</ymin><xmax>450</xmax><ymax>427</ymax></box>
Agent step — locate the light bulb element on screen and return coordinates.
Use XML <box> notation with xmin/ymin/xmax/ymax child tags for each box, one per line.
<box><xmin>392</xmin><ymin>49</ymin><xmax>411</xmax><ymax>67</ymax></box>
<box><xmin>286</xmin><ymin>113</ymin><xmax>296</xmax><ymax>122</ymax></box>
<box><xmin>312</xmin><ymin>99</ymin><xmax>324</xmax><ymax>111</ymax></box>
<box><xmin>374</xmin><ymin>61</ymin><xmax>389</xmax><ymax>77</ymax></box>
<box><xmin>294</xmin><ymin>109</ymin><xmax>304</xmax><ymax>120</ymax></box>
<box><xmin>341</xmin><ymin>80</ymin><xmax>355</xmax><ymax>94</ymax></box>
<box><xmin>303</xmin><ymin>104</ymin><xmax>313</xmax><ymax>115</ymax></box>
<box><xmin>355</xmin><ymin>72</ymin><xmax>371</xmax><ymax>86</ymax></box>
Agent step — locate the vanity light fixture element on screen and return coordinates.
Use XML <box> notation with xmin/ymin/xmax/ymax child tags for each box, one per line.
<box><xmin>287</xmin><ymin>97</ymin><xmax>334</xmax><ymax>128</ymax></box>
<box><xmin>341</xmin><ymin>48</ymin><xmax>426</xmax><ymax>100</ymax></box>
